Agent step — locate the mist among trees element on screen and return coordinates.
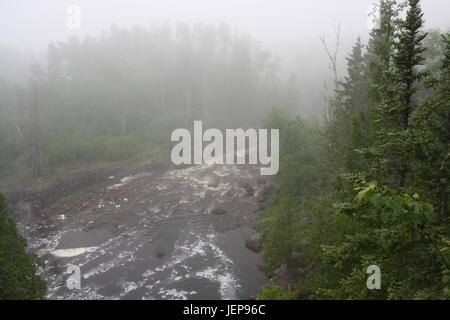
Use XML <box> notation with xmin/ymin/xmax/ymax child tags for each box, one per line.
<box><xmin>0</xmin><ymin>0</ymin><xmax>448</xmax><ymax>300</ymax></box>
<box><xmin>0</xmin><ymin>23</ymin><xmax>299</xmax><ymax>177</ymax></box>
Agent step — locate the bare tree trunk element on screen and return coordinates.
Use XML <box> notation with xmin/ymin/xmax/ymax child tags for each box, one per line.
<box><xmin>121</xmin><ymin>117</ymin><xmax>126</xmax><ymax>135</ymax></box>
<box><xmin>30</xmin><ymin>81</ymin><xmax>46</xmax><ymax>178</ymax></box>
<box><xmin>320</xmin><ymin>22</ymin><xmax>341</xmax><ymax>123</ymax></box>
<box><xmin>184</xmin><ymin>87</ymin><xmax>190</xmax><ymax>128</ymax></box>
<box><xmin>319</xmin><ymin>22</ymin><xmax>341</xmax><ymax>88</ymax></box>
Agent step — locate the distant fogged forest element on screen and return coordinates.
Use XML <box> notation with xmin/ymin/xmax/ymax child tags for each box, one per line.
<box><xmin>0</xmin><ymin>23</ymin><xmax>301</xmax><ymax>175</ymax></box>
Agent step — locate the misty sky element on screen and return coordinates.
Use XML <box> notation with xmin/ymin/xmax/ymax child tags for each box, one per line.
<box><xmin>1</xmin><ymin>0</ymin><xmax>449</xmax><ymax>53</ymax></box>
<box><xmin>1</xmin><ymin>0</ymin><xmax>449</xmax><ymax>117</ymax></box>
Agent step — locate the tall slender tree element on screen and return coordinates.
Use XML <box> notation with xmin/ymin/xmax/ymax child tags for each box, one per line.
<box><xmin>337</xmin><ymin>37</ymin><xmax>366</xmax><ymax>112</ymax></box>
<box><xmin>376</xmin><ymin>0</ymin><xmax>427</xmax><ymax>187</ymax></box>
<box><xmin>393</xmin><ymin>0</ymin><xmax>428</xmax><ymax>129</ymax></box>
<box><xmin>365</xmin><ymin>0</ymin><xmax>403</xmax><ymax>106</ymax></box>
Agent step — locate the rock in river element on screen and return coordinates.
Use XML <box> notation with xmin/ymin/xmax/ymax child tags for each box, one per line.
<box><xmin>245</xmin><ymin>232</ymin><xmax>263</xmax><ymax>253</ymax></box>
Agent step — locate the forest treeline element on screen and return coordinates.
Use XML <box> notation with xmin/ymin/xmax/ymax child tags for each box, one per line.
<box><xmin>0</xmin><ymin>23</ymin><xmax>302</xmax><ymax>177</ymax></box>
<box><xmin>258</xmin><ymin>0</ymin><xmax>449</xmax><ymax>299</ymax></box>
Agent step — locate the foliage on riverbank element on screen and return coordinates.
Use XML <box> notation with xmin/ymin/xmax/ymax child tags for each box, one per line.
<box><xmin>258</xmin><ymin>0</ymin><xmax>449</xmax><ymax>299</ymax></box>
<box><xmin>0</xmin><ymin>193</ymin><xmax>47</xmax><ymax>299</ymax></box>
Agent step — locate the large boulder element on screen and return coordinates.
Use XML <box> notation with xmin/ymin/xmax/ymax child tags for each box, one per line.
<box><xmin>240</xmin><ymin>182</ymin><xmax>254</xmax><ymax>196</ymax></box>
<box><xmin>245</xmin><ymin>232</ymin><xmax>263</xmax><ymax>253</ymax></box>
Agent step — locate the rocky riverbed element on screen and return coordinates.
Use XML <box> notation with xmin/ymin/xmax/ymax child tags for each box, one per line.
<box><xmin>7</xmin><ymin>162</ymin><xmax>273</xmax><ymax>300</ymax></box>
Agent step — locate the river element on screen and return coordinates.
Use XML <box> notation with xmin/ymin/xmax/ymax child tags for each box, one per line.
<box><xmin>12</xmin><ymin>162</ymin><xmax>268</xmax><ymax>300</ymax></box>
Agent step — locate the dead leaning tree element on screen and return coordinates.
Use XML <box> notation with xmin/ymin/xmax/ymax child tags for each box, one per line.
<box><xmin>320</xmin><ymin>22</ymin><xmax>341</xmax><ymax>123</ymax></box>
<box><xmin>320</xmin><ymin>22</ymin><xmax>341</xmax><ymax>88</ymax></box>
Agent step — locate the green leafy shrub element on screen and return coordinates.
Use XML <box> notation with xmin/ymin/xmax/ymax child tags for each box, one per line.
<box><xmin>0</xmin><ymin>193</ymin><xmax>47</xmax><ymax>299</ymax></box>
